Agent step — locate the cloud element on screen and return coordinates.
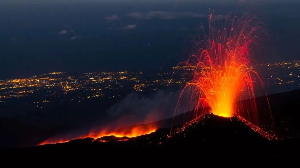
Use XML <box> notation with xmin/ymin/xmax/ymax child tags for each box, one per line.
<box><xmin>127</xmin><ymin>11</ymin><xmax>205</xmax><ymax>20</ymax></box>
<box><xmin>70</xmin><ymin>36</ymin><xmax>78</xmax><ymax>40</ymax></box>
<box><xmin>123</xmin><ymin>24</ymin><xmax>137</xmax><ymax>29</ymax></box>
<box><xmin>58</xmin><ymin>29</ymin><xmax>68</xmax><ymax>35</ymax></box>
<box><xmin>105</xmin><ymin>15</ymin><xmax>120</xmax><ymax>21</ymax></box>
<box><xmin>127</xmin><ymin>12</ymin><xmax>142</xmax><ymax>18</ymax></box>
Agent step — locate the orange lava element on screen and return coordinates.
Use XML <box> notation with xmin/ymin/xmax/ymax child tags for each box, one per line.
<box><xmin>194</xmin><ymin>54</ymin><xmax>253</xmax><ymax>118</ymax></box>
<box><xmin>39</xmin><ymin>124</ymin><xmax>157</xmax><ymax>145</ymax></box>
<box><xmin>86</xmin><ymin>124</ymin><xmax>157</xmax><ymax>139</ymax></box>
<box><xmin>176</xmin><ymin>12</ymin><xmax>267</xmax><ymax>125</ymax></box>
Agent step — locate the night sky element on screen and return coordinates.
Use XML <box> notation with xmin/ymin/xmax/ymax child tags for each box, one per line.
<box><xmin>0</xmin><ymin>0</ymin><xmax>300</xmax><ymax>79</ymax></box>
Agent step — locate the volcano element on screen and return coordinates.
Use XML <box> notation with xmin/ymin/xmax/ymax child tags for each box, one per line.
<box><xmin>1</xmin><ymin>89</ymin><xmax>300</xmax><ymax>161</ymax></box>
<box><xmin>3</xmin><ymin>114</ymin><xmax>298</xmax><ymax>161</ymax></box>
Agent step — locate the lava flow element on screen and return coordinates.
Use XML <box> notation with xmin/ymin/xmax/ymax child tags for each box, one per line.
<box><xmin>175</xmin><ymin>12</ymin><xmax>273</xmax><ymax>129</ymax></box>
<box><xmin>39</xmin><ymin>124</ymin><xmax>157</xmax><ymax>145</ymax></box>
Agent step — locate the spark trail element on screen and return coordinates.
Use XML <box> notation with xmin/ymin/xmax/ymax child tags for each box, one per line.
<box><xmin>174</xmin><ymin>12</ymin><xmax>273</xmax><ymax>130</ymax></box>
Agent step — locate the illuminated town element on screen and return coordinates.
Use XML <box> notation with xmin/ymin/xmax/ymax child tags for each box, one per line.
<box><xmin>0</xmin><ymin>60</ymin><xmax>299</xmax><ymax>107</ymax></box>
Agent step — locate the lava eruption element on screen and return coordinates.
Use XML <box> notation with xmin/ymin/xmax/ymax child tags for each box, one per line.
<box><xmin>175</xmin><ymin>12</ymin><xmax>273</xmax><ymax>131</ymax></box>
<box><xmin>39</xmin><ymin>11</ymin><xmax>275</xmax><ymax>146</ymax></box>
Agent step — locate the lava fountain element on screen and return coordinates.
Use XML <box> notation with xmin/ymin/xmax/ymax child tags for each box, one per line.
<box><xmin>175</xmin><ymin>12</ymin><xmax>271</xmax><ymax>127</ymax></box>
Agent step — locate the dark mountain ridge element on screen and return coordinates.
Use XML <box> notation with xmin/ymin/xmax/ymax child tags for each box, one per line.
<box><xmin>1</xmin><ymin>89</ymin><xmax>300</xmax><ymax>161</ymax></box>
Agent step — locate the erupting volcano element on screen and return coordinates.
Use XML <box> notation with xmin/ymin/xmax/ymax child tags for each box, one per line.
<box><xmin>175</xmin><ymin>12</ymin><xmax>273</xmax><ymax>131</ymax></box>
<box><xmin>38</xmin><ymin>11</ymin><xmax>275</xmax><ymax>146</ymax></box>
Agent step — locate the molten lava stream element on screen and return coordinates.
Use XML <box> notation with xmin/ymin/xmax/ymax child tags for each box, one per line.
<box><xmin>87</xmin><ymin>124</ymin><xmax>157</xmax><ymax>139</ymax></box>
<box><xmin>39</xmin><ymin>124</ymin><xmax>157</xmax><ymax>145</ymax></box>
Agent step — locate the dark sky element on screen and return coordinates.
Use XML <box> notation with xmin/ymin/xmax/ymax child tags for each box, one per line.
<box><xmin>0</xmin><ymin>0</ymin><xmax>300</xmax><ymax>79</ymax></box>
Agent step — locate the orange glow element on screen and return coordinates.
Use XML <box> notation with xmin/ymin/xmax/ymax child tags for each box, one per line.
<box><xmin>39</xmin><ymin>124</ymin><xmax>157</xmax><ymax>145</ymax></box>
<box><xmin>196</xmin><ymin>57</ymin><xmax>252</xmax><ymax>118</ymax></box>
<box><xmin>86</xmin><ymin>124</ymin><xmax>157</xmax><ymax>139</ymax></box>
<box><xmin>39</xmin><ymin>139</ymin><xmax>70</xmax><ymax>145</ymax></box>
<box><xmin>175</xmin><ymin>13</ymin><xmax>267</xmax><ymax>125</ymax></box>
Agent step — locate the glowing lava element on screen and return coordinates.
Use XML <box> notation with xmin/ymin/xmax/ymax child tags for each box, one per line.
<box><xmin>176</xmin><ymin>12</ymin><xmax>270</xmax><ymax>126</ymax></box>
<box><xmin>39</xmin><ymin>124</ymin><xmax>157</xmax><ymax>145</ymax></box>
<box><xmin>86</xmin><ymin>124</ymin><xmax>157</xmax><ymax>139</ymax></box>
<box><xmin>197</xmin><ymin>55</ymin><xmax>253</xmax><ymax>118</ymax></box>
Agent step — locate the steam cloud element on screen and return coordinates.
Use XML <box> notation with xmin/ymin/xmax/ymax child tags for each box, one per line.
<box><xmin>107</xmin><ymin>90</ymin><xmax>181</xmax><ymax>124</ymax></box>
<box><xmin>42</xmin><ymin>90</ymin><xmax>186</xmax><ymax>143</ymax></box>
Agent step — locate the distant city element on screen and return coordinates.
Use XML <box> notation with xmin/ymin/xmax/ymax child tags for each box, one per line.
<box><xmin>259</xmin><ymin>60</ymin><xmax>300</xmax><ymax>86</ymax></box>
<box><xmin>0</xmin><ymin>60</ymin><xmax>299</xmax><ymax>108</ymax></box>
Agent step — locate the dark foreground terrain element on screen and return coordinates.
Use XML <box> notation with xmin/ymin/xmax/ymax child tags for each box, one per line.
<box><xmin>1</xmin><ymin>89</ymin><xmax>300</xmax><ymax>162</ymax></box>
